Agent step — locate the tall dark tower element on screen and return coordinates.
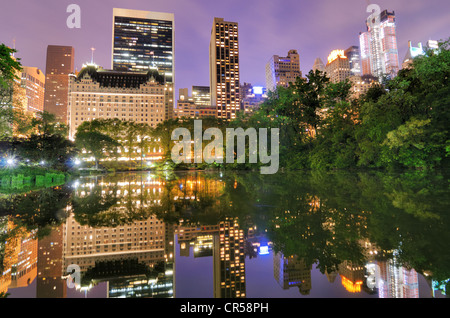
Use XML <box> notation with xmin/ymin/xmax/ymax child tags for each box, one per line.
<box><xmin>112</xmin><ymin>8</ymin><xmax>175</xmax><ymax>119</ymax></box>
<box><xmin>43</xmin><ymin>45</ymin><xmax>74</xmax><ymax>124</ymax></box>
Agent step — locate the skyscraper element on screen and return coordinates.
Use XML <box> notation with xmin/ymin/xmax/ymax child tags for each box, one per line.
<box><xmin>359</xmin><ymin>9</ymin><xmax>399</xmax><ymax>80</ymax></box>
<box><xmin>209</xmin><ymin>17</ymin><xmax>240</xmax><ymax>121</ymax></box>
<box><xmin>345</xmin><ymin>46</ymin><xmax>361</xmax><ymax>76</ymax></box>
<box><xmin>265</xmin><ymin>50</ymin><xmax>301</xmax><ymax>92</ymax></box>
<box><xmin>112</xmin><ymin>8</ymin><xmax>175</xmax><ymax>120</ymax></box>
<box><xmin>111</xmin><ymin>8</ymin><xmax>175</xmax><ymax>81</ymax></box>
<box><xmin>325</xmin><ymin>50</ymin><xmax>351</xmax><ymax>83</ymax></box>
<box><xmin>43</xmin><ymin>45</ymin><xmax>74</xmax><ymax>124</ymax></box>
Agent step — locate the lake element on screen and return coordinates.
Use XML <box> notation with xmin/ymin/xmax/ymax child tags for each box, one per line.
<box><xmin>1</xmin><ymin>169</ymin><xmax>449</xmax><ymax>298</ymax></box>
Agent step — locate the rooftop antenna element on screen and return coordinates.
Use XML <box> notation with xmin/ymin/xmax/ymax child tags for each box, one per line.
<box><xmin>90</xmin><ymin>47</ymin><xmax>96</xmax><ymax>64</ymax></box>
<box><xmin>12</xmin><ymin>38</ymin><xmax>16</xmax><ymax>56</ymax></box>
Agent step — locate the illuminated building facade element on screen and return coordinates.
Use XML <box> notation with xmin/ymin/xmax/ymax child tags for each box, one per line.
<box><xmin>21</xmin><ymin>66</ymin><xmax>45</xmax><ymax>116</ymax></box>
<box><xmin>209</xmin><ymin>17</ymin><xmax>240</xmax><ymax>121</ymax></box>
<box><xmin>359</xmin><ymin>9</ymin><xmax>399</xmax><ymax>79</ymax></box>
<box><xmin>67</xmin><ymin>65</ymin><xmax>170</xmax><ymax>140</ymax></box>
<box><xmin>240</xmin><ymin>83</ymin><xmax>267</xmax><ymax>113</ymax></box>
<box><xmin>112</xmin><ymin>8</ymin><xmax>174</xmax><ymax>80</ymax></box>
<box><xmin>43</xmin><ymin>45</ymin><xmax>75</xmax><ymax>124</ymax></box>
<box><xmin>213</xmin><ymin>218</ymin><xmax>246</xmax><ymax>298</ymax></box>
<box><xmin>325</xmin><ymin>50</ymin><xmax>351</xmax><ymax>83</ymax></box>
<box><xmin>338</xmin><ymin>261</ymin><xmax>365</xmax><ymax>293</ymax></box>
<box><xmin>112</xmin><ymin>8</ymin><xmax>175</xmax><ymax>119</ymax></box>
<box><xmin>348</xmin><ymin>75</ymin><xmax>377</xmax><ymax>99</ymax></box>
<box><xmin>192</xmin><ymin>86</ymin><xmax>211</xmax><ymax>107</ymax></box>
<box><xmin>377</xmin><ymin>253</ymin><xmax>419</xmax><ymax>298</ymax></box>
<box><xmin>266</xmin><ymin>50</ymin><xmax>301</xmax><ymax>92</ymax></box>
<box><xmin>345</xmin><ymin>46</ymin><xmax>361</xmax><ymax>76</ymax></box>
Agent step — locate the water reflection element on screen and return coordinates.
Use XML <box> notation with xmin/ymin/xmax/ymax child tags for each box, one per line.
<box><xmin>1</xmin><ymin>170</ymin><xmax>449</xmax><ymax>298</ymax></box>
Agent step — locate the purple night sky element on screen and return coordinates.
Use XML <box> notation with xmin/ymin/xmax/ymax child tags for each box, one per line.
<box><xmin>1</xmin><ymin>0</ymin><xmax>449</xmax><ymax>98</ymax></box>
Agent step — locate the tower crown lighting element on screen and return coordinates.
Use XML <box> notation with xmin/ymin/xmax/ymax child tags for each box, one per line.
<box><xmin>328</xmin><ymin>50</ymin><xmax>347</xmax><ymax>64</ymax></box>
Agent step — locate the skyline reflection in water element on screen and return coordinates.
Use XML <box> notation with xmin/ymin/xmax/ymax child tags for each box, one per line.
<box><xmin>1</xmin><ymin>170</ymin><xmax>449</xmax><ymax>298</ymax></box>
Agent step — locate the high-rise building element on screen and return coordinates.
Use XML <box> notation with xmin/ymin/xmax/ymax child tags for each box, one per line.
<box><xmin>359</xmin><ymin>9</ymin><xmax>399</xmax><ymax>80</ymax></box>
<box><xmin>112</xmin><ymin>8</ymin><xmax>174</xmax><ymax>80</ymax></box>
<box><xmin>43</xmin><ymin>45</ymin><xmax>75</xmax><ymax>124</ymax></box>
<box><xmin>21</xmin><ymin>66</ymin><xmax>45</xmax><ymax>116</ymax></box>
<box><xmin>209</xmin><ymin>17</ymin><xmax>240</xmax><ymax>121</ymax></box>
<box><xmin>67</xmin><ymin>65</ymin><xmax>169</xmax><ymax>140</ymax></box>
<box><xmin>325</xmin><ymin>50</ymin><xmax>351</xmax><ymax>83</ymax></box>
<box><xmin>112</xmin><ymin>8</ymin><xmax>175</xmax><ymax>119</ymax></box>
<box><xmin>345</xmin><ymin>46</ymin><xmax>361</xmax><ymax>76</ymax></box>
<box><xmin>266</xmin><ymin>50</ymin><xmax>301</xmax><ymax>92</ymax></box>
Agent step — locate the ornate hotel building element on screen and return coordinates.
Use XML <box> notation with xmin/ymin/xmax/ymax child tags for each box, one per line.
<box><xmin>67</xmin><ymin>65</ymin><xmax>172</xmax><ymax>139</ymax></box>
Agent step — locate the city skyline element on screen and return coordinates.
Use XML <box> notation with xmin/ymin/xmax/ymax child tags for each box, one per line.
<box><xmin>2</xmin><ymin>0</ymin><xmax>449</xmax><ymax>98</ymax></box>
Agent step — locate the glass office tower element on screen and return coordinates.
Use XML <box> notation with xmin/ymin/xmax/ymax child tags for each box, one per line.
<box><xmin>112</xmin><ymin>8</ymin><xmax>174</xmax><ymax>84</ymax></box>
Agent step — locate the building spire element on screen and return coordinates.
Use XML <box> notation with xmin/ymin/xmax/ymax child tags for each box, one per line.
<box><xmin>90</xmin><ymin>47</ymin><xmax>96</xmax><ymax>64</ymax></box>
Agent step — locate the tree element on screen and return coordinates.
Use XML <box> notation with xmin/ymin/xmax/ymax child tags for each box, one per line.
<box><xmin>75</xmin><ymin>131</ymin><xmax>120</xmax><ymax>169</ymax></box>
<box><xmin>0</xmin><ymin>44</ymin><xmax>23</xmax><ymax>140</ymax></box>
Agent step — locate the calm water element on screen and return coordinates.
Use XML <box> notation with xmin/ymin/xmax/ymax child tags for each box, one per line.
<box><xmin>1</xmin><ymin>170</ymin><xmax>449</xmax><ymax>298</ymax></box>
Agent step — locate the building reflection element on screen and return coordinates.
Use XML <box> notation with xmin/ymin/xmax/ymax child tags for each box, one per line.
<box><xmin>213</xmin><ymin>218</ymin><xmax>246</xmax><ymax>298</ymax></box>
<box><xmin>37</xmin><ymin>224</ymin><xmax>66</xmax><ymax>298</ymax></box>
<box><xmin>0</xmin><ymin>218</ymin><xmax>38</xmax><ymax>295</ymax></box>
<box><xmin>0</xmin><ymin>172</ymin><xmax>444</xmax><ymax>299</ymax></box>
<box><xmin>273</xmin><ymin>253</ymin><xmax>312</xmax><ymax>295</ymax></box>
<box><xmin>64</xmin><ymin>174</ymin><xmax>175</xmax><ymax>298</ymax></box>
